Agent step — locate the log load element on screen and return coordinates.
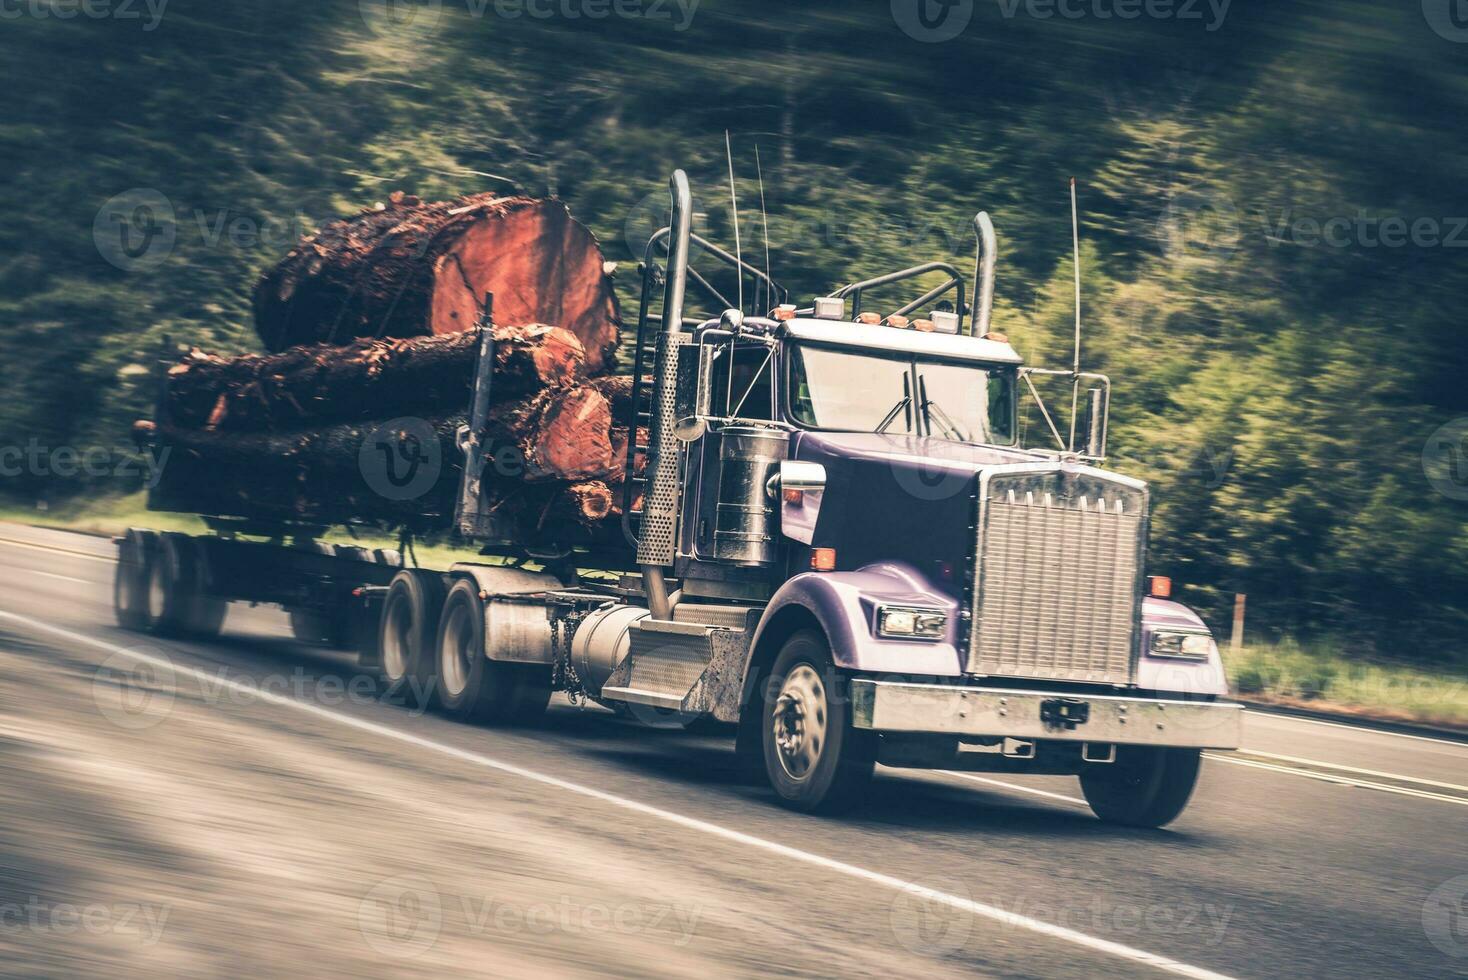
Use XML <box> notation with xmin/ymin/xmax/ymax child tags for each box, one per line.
<box><xmin>163</xmin><ymin>325</ymin><xmax>585</xmax><ymax>431</ymax></box>
<box><xmin>252</xmin><ymin>193</ymin><xmax>621</xmax><ymax>374</ymax></box>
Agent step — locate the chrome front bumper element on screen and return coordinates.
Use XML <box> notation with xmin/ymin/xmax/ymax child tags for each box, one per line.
<box><xmin>849</xmin><ymin>680</ymin><xmax>1243</xmax><ymax>750</ymax></box>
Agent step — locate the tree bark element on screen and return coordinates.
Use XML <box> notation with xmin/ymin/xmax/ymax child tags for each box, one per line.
<box><xmin>252</xmin><ymin>192</ymin><xmax>621</xmax><ymax>374</ymax></box>
<box><xmin>164</xmin><ymin>324</ymin><xmax>585</xmax><ymax>431</ymax></box>
<box><xmin>485</xmin><ymin>384</ymin><xmax>614</xmax><ymax>483</ymax></box>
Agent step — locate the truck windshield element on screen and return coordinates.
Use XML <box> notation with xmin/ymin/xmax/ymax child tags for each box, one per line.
<box><xmin>788</xmin><ymin>344</ymin><xmax>1016</xmax><ymax>445</ymax></box>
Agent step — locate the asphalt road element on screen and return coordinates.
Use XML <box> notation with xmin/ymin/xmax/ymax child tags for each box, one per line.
<box><xmin>0</xmin><ymin>522</ymin><xmax>1465</xmax><ymax>979</ymax></box>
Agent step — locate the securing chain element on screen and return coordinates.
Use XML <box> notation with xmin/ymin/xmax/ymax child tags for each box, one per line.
<box><xmin>550</xmin><ymin>607</ymin><xmax>591</xmax><ymax>707</ymax></box>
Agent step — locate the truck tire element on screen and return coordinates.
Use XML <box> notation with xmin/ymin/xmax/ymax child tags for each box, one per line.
<box><xmin>145</xmin><ymin>534</ymin><xmax>225</xmax><ymax>638</ymax></box>
<box><xmin>435</xmin><ymin>578</ymin><xmax>551</xmax><ymax>724</ymax></box>
<box><xmin>1080</xmin><ymin>746</ymin><xmax>1202</xmax><ymax>828</ymax></box>
<box><xmin>377</xmin><ymin>569</ymin><xmax>445</xmax><ymax>708</ymax></box>
<box><xmin>113</xmin><ymin>529</ymin><xmax>151</xmax><ymax>631</ymax></box>
<box><xmin>761</xmin><ymin>630</ymin><xmax>875</xmax><ymax>814</ymax></box>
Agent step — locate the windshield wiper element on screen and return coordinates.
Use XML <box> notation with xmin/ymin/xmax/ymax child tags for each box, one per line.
<box><xmin>875</xmin><ymin>373</ymin><xmax>912</xmax><ymax>434</ymax></box>
<box><xmin>918</xmin><ymin>375</ymin><xmax>968</xmax><ymax>442</ymax></box>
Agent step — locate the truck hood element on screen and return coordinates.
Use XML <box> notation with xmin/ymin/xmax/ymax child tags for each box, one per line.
<box><xmin>792</xmin><ymin>430</ymin><xmax>1038</xmax><ymax>475</ymax></box>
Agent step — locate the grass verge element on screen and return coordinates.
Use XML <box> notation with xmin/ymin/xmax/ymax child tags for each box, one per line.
<box><xmin>1224</xmin><ymin>638</ymin><xmax>1468</xmax><ymax>732</ymax></box>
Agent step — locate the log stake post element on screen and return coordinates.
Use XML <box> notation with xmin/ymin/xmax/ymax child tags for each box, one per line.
<box><xmin>456</xmin><ymin>292</ymin><xmax>500</xmax><ymax>539</ymax></box>
<box><xmin>1230</xmin><ymin>593</ymin><xmax>1246</xmax><ymax>656</ymax></box>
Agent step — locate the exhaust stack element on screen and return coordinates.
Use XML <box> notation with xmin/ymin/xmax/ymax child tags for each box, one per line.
<box><xmin>972</xmin><ymin>212</ymin><xmax>996</xmax><ymax>337</ymax></box>
<box><xmin>637</xmin><ymin>170</ymin><xmax>694</xmax><ymax>620</ymax></box>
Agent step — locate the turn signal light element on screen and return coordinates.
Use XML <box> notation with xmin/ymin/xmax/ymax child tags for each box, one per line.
<box><xmin>782</xmin><ymin>487</ymin><xmax>804</xmax><ymax>505</ymax></box>
<box><xmin>810</xmin><ymin>548</ymin><xmax>837</xmax><ymax>572</ymax></box>
<box><xmin>1147</xmin><ymin>575</ymin><xmax>1173</xmax><ymax>599</ymax></box>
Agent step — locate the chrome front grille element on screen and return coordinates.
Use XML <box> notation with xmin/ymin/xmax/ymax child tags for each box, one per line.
<box><xmin>968</xmin><ymin>466</ymin><xmax>1145</xmax><ymax>685</ymax></box>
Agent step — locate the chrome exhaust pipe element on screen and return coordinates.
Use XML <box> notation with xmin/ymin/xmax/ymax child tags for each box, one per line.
<box><xmin>639</xmin><ymin>170</ymin><xmax>693</xmax><ymax>620</ymax></box>
<box><xmin>972</xmin><ymin>212</ymin><xmax>996</xmax><ymax>337</ymax></box>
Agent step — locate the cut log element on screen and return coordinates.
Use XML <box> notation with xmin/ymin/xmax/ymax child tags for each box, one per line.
<box><xmin>142</xmin><ymin>415</ymin><xmax>466</xmax><ymax>528</ymax></box>
<box><xmin>164</xmin><ymin>324</ymin><xmax>585</xmax><ymax>431</ymax></box>
<box><xmin>587</xmin><ymin>374</ymin><xmax>634</xmax><ymax>427</ymax></box>
<box><xmin>536</xmin><ymin>481</ymin><xmax>614</xmax><ymax>529</ymax></box>
<box><xmin>252</xmin><ymin>193</ymin><xmax>621</xmax><ymax>374</ymax></box>
<box><xmin>486</xmin><ymin>385</ymin><xmax>614</xmax><ymax>483</ymax></box>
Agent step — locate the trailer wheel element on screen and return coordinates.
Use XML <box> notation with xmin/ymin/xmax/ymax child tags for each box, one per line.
<box><xmin>1079</xmin><ymin>746</ymin><xmax>1201</xmax><ymax>828</ymax></box>
<box><xmin>377</xmin><ymin>569</ymin><xmax>444</xmax><ymax>707</ymax></box>
<box><xmin>145</xmin><ymin>534</ymin><xmax>225</xmax><ymax>638</ymax></box>
<box><xmin>435</xmin><ymin>579</ymin><xmax>551</xmax><ymax>724</ymax></box>
<box><xmin>113</xmin><ymin>529</ymin><xmax>151</xmax><ymax>631</ymax></box>
<box><xmin>761</xmin><ymin>630</ymin><xmax>875</xmax><ymax>814</ymax></box>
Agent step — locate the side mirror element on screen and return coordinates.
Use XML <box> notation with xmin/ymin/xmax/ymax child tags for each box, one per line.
<box><xmin>673</xmin><ymin>344</ymin><xmax>718</xmax><ymax>443</ymax></box>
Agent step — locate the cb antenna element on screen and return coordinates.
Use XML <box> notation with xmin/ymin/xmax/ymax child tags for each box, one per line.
<box><xmin>725</xmin><ymin>130</ymin><xmax>744</xmax><ymax>316</ymax></box>
<box><xmin>1068</xmin><ymin>177</ymin><xmax>1082</xmax><ymax>451</ymax></box>
<box><xmin>755</xmin><ymin>145</ymin><xmax>772</xmax><ymax>317</ymax></box>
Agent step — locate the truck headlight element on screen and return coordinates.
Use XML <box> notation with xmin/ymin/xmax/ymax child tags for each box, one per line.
<box><xmin>1149</xmin><ymin>631</ymin><xmax>1214</xmax><ymax>660</ymax></box>
<box><xmin>876</xmin><ymin>606</ymin><xmax>947</xmax><ymax>640</ymax></box>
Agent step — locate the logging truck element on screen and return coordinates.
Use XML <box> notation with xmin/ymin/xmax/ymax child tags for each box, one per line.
<box><xmin>114</xmin><ymin>171</ymin><xmax>1241</xmax><ymax>826</ymax></box>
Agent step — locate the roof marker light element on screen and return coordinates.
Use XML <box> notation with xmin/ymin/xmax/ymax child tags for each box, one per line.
<box><xmin>813</xmin><ymin>296</ymin><xmax>844</xmax><ymax>320</ymax></box>
<box><xmin>773</xmin><ymin>304</ymin><xmax>797</xmax><ymax>321</ymax></box>
<box><xmin>930</xmin><ymin>310</ymin><xmax>960</xmax><ymax>334</ymax></box>
<box><xmin>856</xmin><ymin>311</ymin><xmax>881</xmax><ymax>325</ymax></box>
<box><xmin>886</xmin><ymin>314</ymin><xmax>910</xmax><ymax>329</ymax></box>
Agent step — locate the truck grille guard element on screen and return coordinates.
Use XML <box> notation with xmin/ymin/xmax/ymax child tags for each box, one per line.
<box><xmin>965</xmin><ymin>463</ymin><xmax>1148</xmax><ymax>687</ymax></box>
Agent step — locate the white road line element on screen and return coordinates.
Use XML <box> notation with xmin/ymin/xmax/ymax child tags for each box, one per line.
<box><xmin>943</xmin><ymin>771</ymin><xmax>1089</xmax><ymax>807</ymax></box>
<box><xmin>0</xmin><ymin>536</ymin><xmax>115</xmax><ymax>563</ymax></box>
<box><xmin>0</xmin><ymin>609</ymin><xmax>1235</xmax><ymax>980</ymax></box>
<box><xmin>1243</xmin><ymin>706</ymin><xmax>1468</xmax><ymax>750</ymax></box>
<box><xmin>1234</xmin><ymin>749</ymin><xmax>1468</xmax><ymax>794</ymax></box>
<box><xmin>1204</xmin><ymin>753</ymin><xmax>1468</xmax><ymax>808</ymax></box>
<box><xmin>20</xmin><ymin>568</ymin><xmax>95</xmax><ymax>586</ymax></box>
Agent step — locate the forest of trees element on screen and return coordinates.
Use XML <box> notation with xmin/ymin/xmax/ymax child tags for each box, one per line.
<box><xmin>1</xmin><ymin>0</ymin><xmax>1465</xmax><ymax>657</ymax></box>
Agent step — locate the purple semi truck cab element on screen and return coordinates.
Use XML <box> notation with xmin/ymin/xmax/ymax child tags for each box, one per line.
<box><xmin>584</xmin><ymin>170</ymin><xmax>1242</xmax><ymax>825</ymax></box>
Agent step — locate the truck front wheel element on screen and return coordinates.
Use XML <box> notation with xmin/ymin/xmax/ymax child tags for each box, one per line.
<box><xmin>1079</xmin><ymin>746</ymin><xmax>1201</xmax><ymax>828</ymax></box>
<box><xmin>761</xmin><ymin>630</ymin><xmax>875</xmax><ymax>814</ymax></box>
<box><xmin>435</xmin><ymin>579</ymin><xmax>551</xmax><ymax>725</ymax></box>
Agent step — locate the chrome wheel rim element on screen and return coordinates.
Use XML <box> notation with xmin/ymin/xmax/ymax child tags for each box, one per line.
<box><xmin>440</xmin><ymin>601</ymin><xmax>473</xmax><ymax>699</ymax></box>
<box><xmin>772</xmin><ymin>664</ymin><xmax>827</xmax><ymax>781</ymax></box>
<box><xmin>381</xmin><ymin>597</ymin><xmax>412</xmax><ymax>682</ymax></box>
